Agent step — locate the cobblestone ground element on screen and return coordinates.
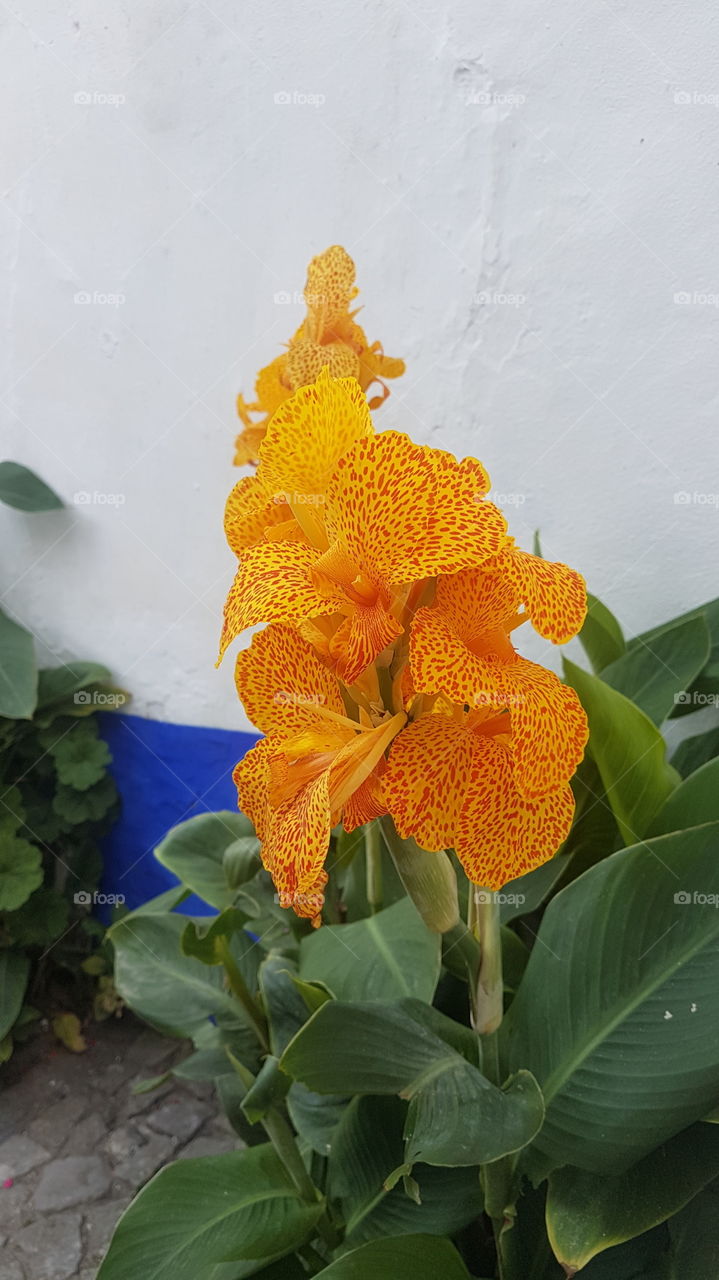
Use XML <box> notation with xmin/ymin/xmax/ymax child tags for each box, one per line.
<box><xmin>0</xmin><ymin>1016</ymin><xmax>236</xmax><ymax>1279</ymax></box>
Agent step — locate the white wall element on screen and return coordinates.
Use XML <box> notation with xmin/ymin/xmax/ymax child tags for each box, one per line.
<box><xmin>2</xmin><ymin>1</ymin><xmax>717</xmax><ymax>731</ymax></box>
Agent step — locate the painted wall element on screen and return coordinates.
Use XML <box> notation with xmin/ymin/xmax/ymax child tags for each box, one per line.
<box><xmin>3</xmin><ymin>1</ymin><xmax>718</xmax><ymax>738</ymax></box>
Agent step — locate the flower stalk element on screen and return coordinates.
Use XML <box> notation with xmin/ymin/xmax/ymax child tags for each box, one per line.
<box><xmin>379</xmin><ymin>816</ymin><xmax>460</xmax><ymax>933</ymax></box>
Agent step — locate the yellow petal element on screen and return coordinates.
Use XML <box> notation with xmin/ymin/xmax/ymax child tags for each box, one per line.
<box><xmin>456</xmin><ymin>735</ymin><xmax>575</xmax><ymax>889</ymax></box>
<box><xmin>235</xmin><ymin>623</ymin><xmax>345</xmax><ymax>737</ymax></box>
<box><xmin>384</xmin><ymin>714</ymin><xmax>476</xmax><ymax>852</ymax></box>
<box><xmin>487</xmin><ymin>547</ymin><xmax>587</xmax><ymax>643</ymax></box>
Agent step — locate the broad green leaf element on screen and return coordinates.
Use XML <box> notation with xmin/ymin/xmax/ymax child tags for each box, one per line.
<box><xmin>0</xmin><ymin>607</ymin><xmax>37</xmax><ymax>719</ymax></box>
<box><xmin>286</xmin><ymin>1084</ymin><xmax>349</xmax><ymax>1156</ymax></box>
<box><xmin>259</xmin><ymin>953</ymin><xmax>311</xmax><ymax>1055</ymax></box>
<box><xmin>668</xmin><ymin>1179</ymin><xmax>719</xmax><ymax>1279</ymax></box>
<box><xmin>636</xmin><ymin>598</ymin><xmax>719</xmax><ymax>722</ymax></box>
<box><xmin>97</xmin><ymin>1145</ymin><xmax>323</xmax><ymax>1280</ymax></box>
<box><xmin>672</xmin><ymin>727</ymin><xmax>719</xmax><ymax>778</ymax></box>
<box><xmin>53</xmin><ymin>775</ymin><xmax>117</xmax><ymax>824</ymax></box>
<box><xmin>649</xmin><ymin>758</ymin><xmax>719</xmax><ymax>836</ymax></box>
<box><xmin>281</xmin><ymin>999</ymin><xmax>544</xmax><ymax>1167</ymax></box>
<box><xmin>506</xmin><ymin>823</ymin><xmax>719</xmax><ymax>1178</ymax></box>
<box><xmin>181</xmin><ymin>909</ymin><xmax>249</xmax><ymax>964</ymax></box>
<box><xmin>546</xmin><ymin>1123</ymin><xmax>719</xmax><ymax>1271</ymax></box>
<box><xmin>581</xmin><ymin>1226</ymin><xmax>671</xmax><ymax>1279</ymax></box>
<box><xmin>0</xmin><ymin>951</ymin><xmax>30</xmax><ymax>1039</ymax></box>
<box><xmin>314</xmin><ymin>1235</ymin><xmax>473</xmax><ymax>1279</ymax></box>
<box><xmin>0</xmin><ymin>832</ymin><xmax>43</xmax><ymax>910</ymax></box>
<box><xmin>579</xmin><ymin>592</ymin><xmax>626</xmax><ymax>673</ymax></box>
<box><xmin>499</xmin><ymin>855</ymin><xmax>573</xmax><ymax>923</ymax></box>
<box><xmin>7</xmin><ymin>887</ymin><xmax>69</xmax><ymax>946</ymax></box>
<box><xmin>601</xmin><ymin>615</ymin><xmax>710</xmax><ymax>725</ymax></box>
<box><xmin>563</xmin><ymin>659</ymin><xmax>678</xmax><ymax>844</ymax></box>
<box><xmin>559</xmin><ymin>757</ymin><xmax>620</xmax><ymax>885</ymax></box>
<box><xmin>330</xmin><ymin>1095</ymin><xmax>481</xmax><ymax>1246</ymax></box>
<box><xmin>36</xmin><ymin>661</ymin><xmax>113</xmax><ymax>708</ymax></box>
<box><xmin>299</xmin><ymin>897</ymin><xmax>440</xmax><ymax>1003</ymax></box>
<box><xmin>240</xmin><ymin>1055</ymin><xmax>290</xmax><ymax>1122</ymax></box>
<box><xmin>111</xmin><ymin>911</ymin><xmax>243</xmax><ymax>1038</ymax></box>
<box><xmin>155</xmin><ymin>812</ymin><xmax>258</xmax><ymax>910</ymax></box>
<box><xmin>0</xmin><ymin>461</ymin><xmax>63</xmax><ymax>511</ymax></box>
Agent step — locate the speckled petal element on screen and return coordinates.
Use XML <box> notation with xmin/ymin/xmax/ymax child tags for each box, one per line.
<box><xmin>488</xmin><ymin>547</ymin><xmax>587</xmax><ymax>643</ymax></box>
<box><xmin>499</xmin><ymin>658</ymin><xmax>589</xmax><ymax>800</ymax></box>
<box><xmin>456</xmin><ymin>735</ymin><xmax>575</xmax><ymax>889</ymax></box>
<box><xmin>235</xmin><ymin>623</ymin><xmax>345</xmax><ymax>736</ymax></box>
<box><xmin>383</xmin><ymin>714</ymin><xmax>476</xmax><ymax>851</ymax></box>
<box><xmin>218</xmin><ymin>541</ymin><xmax>343</xmax><ymax>662</ymax></box>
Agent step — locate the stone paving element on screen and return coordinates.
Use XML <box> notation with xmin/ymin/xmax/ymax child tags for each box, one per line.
<box><xmin>0</xmin><ymin>1016</ymin><xmax>236</xmax><ymax>1279</ymax></box>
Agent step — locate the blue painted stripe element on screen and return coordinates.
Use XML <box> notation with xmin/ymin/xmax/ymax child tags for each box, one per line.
<box><xmin>98</xmin><ymin>712</ymin><xmax>259</xmax><ymax>914</ymax></box>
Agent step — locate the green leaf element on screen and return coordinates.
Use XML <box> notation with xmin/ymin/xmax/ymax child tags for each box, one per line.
<box><xmin>0</xmin><ymin>607</ymin><xmax>37</xmax><ymax>719</ymax></box>
<box><xmin>181</xmin><ymin>910</ymin><xmax>249</xmax><ymax>965</ymax></box>
<box><xmin>672</xmin><ymin>727</ymin><xmax>719</xmax><ymax>778</ymax></box>
<box><xmin>649</xmin><ymin>758</ymin><xmax>719</xmax><ymax>836</ymax></box>
<box><xmin>505</xmin><ymin>822</ymin><xmax>719</xmax><ymax>1179</ymax></box>
<box><xmin>96</xmin><ymin>1145</ymin><xmax>323</xmax><ymax>1280</ymax></box>
<box><xmin>0</xmin><ymin>832</ymin><xmax>43</xmax><ymax>910</ymax></box>
<box><xmin>299</xmin><ymin>897</ymin><xmax>440</xmax><ymax>1003</ymax></box>
<box><xmin>0</xmin><ymin>461</ymin><xmax>63</xmax><ymax>511</ymax></box>
<box><xmin>281</xmin><ymin>999</ymin><xmax>544</xmax><ymax>1167</ymax></box>
<box><xmin>53</xmin><ymin>775</ymin><xmax>117</xmax><ymax>824</ymax></box>
<box><xmin>330</xmin><ymin>1095</ymin><xmax>481</xmax><ymax>1246</ymax></box>
<box><xmin>286</xmin><ymin>1084</ymin><xmax>349</xmax><ymax>1157</ymax></box>
<box><xmin>110</xmin><ymin>911</ymin><xmax>244</xmax><ymax>1038</ymax></box>
<box><xmin>259</xmin><ymin>953</ymin><xmax>312</xmax><ymax>1056</ymax></box>
<box><xmin>668</xmin><ymin>1179</ymin><xmax>719</xmax><ymax>1279</ymax></box>
<box><xmin>0</xmin><ymin>951</ymin><xmax>30</xmax><ymax>1040</ymax></box>
<box><xmin>579</xmin><ymin>592</ymin><xmax>626</xmax><ymax>673</ymax></box>
<box><xmin>36</xmin><ymin>661</ymin><xmax>113</xmax><ymax>708</ymax></box>
<box><xmin>601</xmin><ymin>614</ymin><xmax>710</xmax><ymax>725</ymax></box>
<box><xmin>6</xmin><ymin>887</ymin><xmax>69</xmax><ymax>946</ymax></box>
<box><xmin>563</xmin><ymin>659</ymin><xmax>678</xmax><ymax>844</ymax></box>
<box><xmin>240</xmin><ymin>1056</ymin><xmax>290</xmax><ymax>1122</ymax></box>
<box><xmin>499</xmin><ymin>855</ymin><xmax>573</xmax><ymax>922</ymax></box>
<box><xmin>313</xmin><ymin>1235</ymin><xmax>473</xmax><ymax>1279</ymax></box>
<box><xmin>546</xmin><ymin>1123</ymin><xmax>719</xmax><ymax>1271</ymax></box>
<box><xmin>154</xmin><ymin>812</ymin><xmax>258</xmax><ymax>910</ymax></box>
<box><xmin>50</xmin><ymin>723</ymin><xmax>111</xmax><ymax>790</ymax></box>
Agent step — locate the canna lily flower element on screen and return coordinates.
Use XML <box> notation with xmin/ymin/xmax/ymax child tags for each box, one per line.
<box><xmin>234</xmin><ymin>246</ymin><xmax>404</xmax><ymax>465</ymax></box>
<box><xmin>409</xmin><ymin>562</ymin><xmax>588</xmax><ymax>800</ymax></box>
<box><xmin>383</xmin><ymin>704</ymin><xmax>577</xmax><ymax>889</ymax></box>
<box><xmin>233</xmin><ymin>623</ymin><xmax>403</xmax><ymax>923</ymax></box>
<box><xmin>219</xmin><ymin>376</ymin><xmax>508</xmax><ymax>684</ymax></box>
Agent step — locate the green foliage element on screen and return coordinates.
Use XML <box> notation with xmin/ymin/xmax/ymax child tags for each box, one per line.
<box><xmin>0</xmin><ymin>460</ymin><xmax>63</xmax><ymax>512</ymax></box>
<box><xmin>101</xmin><ymin>589</ymin><xmax>719</xmax><ymax>1279</ymax></box>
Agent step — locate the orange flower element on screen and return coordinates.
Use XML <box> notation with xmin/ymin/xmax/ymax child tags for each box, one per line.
<box><xmin>383</xmin><ymin>706</ymin><xmax>576</xmax><ymax>889</ymax></box>
<box><xmin>233</xmin><ymin>623</ymin><xmax>403</xmax><ymax>923</ymax></box>
<box><xmin>409</xmin><ymin>560</ymin><xmax>588</xmax><ymax>800</ymax></box>
<box><xmin>234</xmin><ymin>246</ymin><xmax>404</xmax><ymax>465</ymax></box>
<box><xmin>219</xmin><ymin>372</ymin><xmax>508</xmax><ymax>684</ymax></box>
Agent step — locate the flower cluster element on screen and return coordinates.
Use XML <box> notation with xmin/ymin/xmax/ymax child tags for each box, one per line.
<box><xmin>234</xmin><ymin>245</ymin><xmax>405</xmax><ymax>466</ymax></box>
<box><xmin>221</xmin><ymin>370</ymin><xmax>589</xmax><ymax>925</ymax></box>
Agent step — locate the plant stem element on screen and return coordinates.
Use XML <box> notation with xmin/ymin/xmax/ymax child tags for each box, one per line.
<box><xmin>472</xmin><ymin>890</ymin><xmax>504</xmax><ymax>1035</ymax></box>
<box><xmin>216</xmin><ymin>937</ymin><xmax>270</xmax><ymax>1051</ymax></box>
<box><xmin>379</xmin><ymin>816</ymin><xmax>460</xmax><ymax>933</ymax></box>
<box><xmin>365</xmin><ymin>820</ymin><xmax>383</xmax><ymax>914</ymax></box>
